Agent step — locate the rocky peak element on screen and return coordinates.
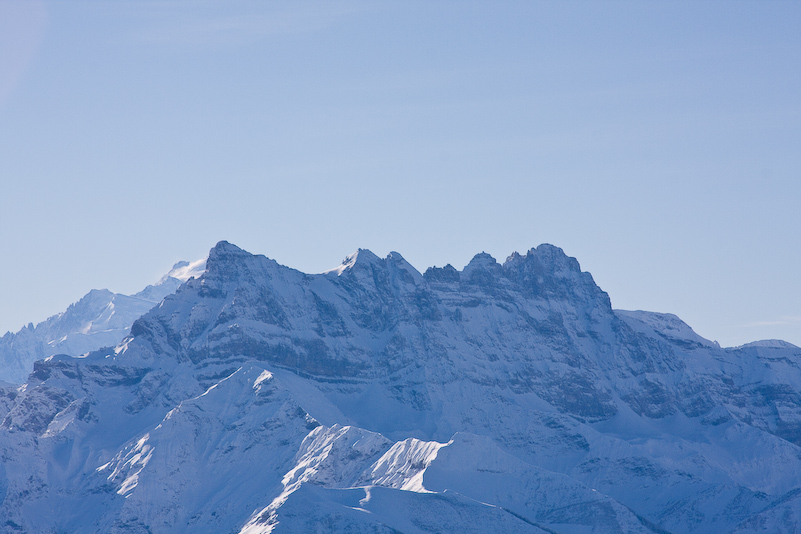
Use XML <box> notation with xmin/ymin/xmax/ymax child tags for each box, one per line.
<box><xmin>423</xmin><ymin>264</ymin><xmax>460</xmax><ymax>283</ymax></box>
<box><xmin>498</xmin><ymin>245</ymin><xmax>611</xmax><ymax>309</ymax></box>
<box><xmin>524</xmin><ymin>244</ymin><xmax>581</xmax><ymax>273</ymax></box>
<box><xmin>385</xmin><ymin>252</ymin><xmax>423</xmax><ymax>286</ymax></box>
<box><xmin>324</xmin><ymin>249</ymin><xmax>382</xmax><ymax>277</ymax></box>
<box><xmin>461</xmin><ymin>252</ymin><xmax>502</xmax><ymax>286</ymax></box>
<box><xmin>464</xmin><ymin>252</ymin><xmax>499</xmax><ymax>271</ymax></box>
<box><xmin>206</xmin><ymin>240</ymin><xmax>252</xmax><ymax>267</ymax></box>
<box><xmin>202</xmin><ymin>241</ymin><xmax>281</xmax><ymax>289</ymax></box>
<box><xmin>85</xmin><ymin>288</ymin><xmax>115</xmax><ymax>298</ymax></box>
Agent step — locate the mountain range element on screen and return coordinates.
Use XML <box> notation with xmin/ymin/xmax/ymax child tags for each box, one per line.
<box><xmin>1</xmin><ymin>241</ymin><xmax>799</xmax><ymax>533</ymax></box>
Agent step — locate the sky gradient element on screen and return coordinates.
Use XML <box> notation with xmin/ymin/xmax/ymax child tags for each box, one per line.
<box><xmin>1</xmin><ymin>0</ymin><xmax>799</xmax><ymax>347</ymax></box>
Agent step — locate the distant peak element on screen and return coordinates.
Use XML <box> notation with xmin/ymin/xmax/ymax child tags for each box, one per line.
<box><xmin>163</xmin><ymin>258</ymin><xmax>207</xmax><ymax>283</ymax></box>
<box><xmin>735</xmin><ymin>339</ymin><xmax>799</xmax><ymax>350</ymax></box>
<box><xmin>353</xmin><ymin>248</ymin><xmax>381</xmax><ymax>263</ymax></box>
<box><xmin>323</xmin><ymin>248</ymin><xmax>381</xmax><ymax>276</ymax></box>
<box><xmin>202</xmin><ymin>241</ymin><xmax>281</xmax><ymax>284</ymax></box>
<box><xmin>386</xmin><ymin>251</ymin><xmax>423</xmax><ymax>283</ymax></box>
<box><xmin>464</xmin><ymin>252</ymin><xmax>498</xmax><ymax>270</ymax></box>
<box><xmin>205</xmin><ymin>241</ymin><xmax>255</xmax><ymax>270</ymax></box>
<box><xmin>529</xmin><ymin>243</ymin><xmax>564</xmax><ymax>255</ymax></box>
<box><xmin>501</xmin><ymin>245</ymin><xmax>574</xmax><ymax>268</ymax></box>
<box><xmin>461</xmin><ymin>252</ymin><xmax>501</xmax><ymax>285</ymax></box>
<box><xmin>86</xmin><ymin>288</ymin><xmax>114</xmax><ymax>297</ymax></box>
<box><xmin>75</xmin><ymin>289</ymin><xmax>115</xmax><ymax>306</ymax></box>
<box><xmin>522</xmin><ymin>244</ymin><xmax>581</xmax><ymax>273</ymax></box>
<box><xmin>616</xmin><ymin>310</ymin><xmax>716</xmax><ymax>348</ymax></box>
<box><xmin>210</xmin><ymin>240</ymin><xmax>248</xmax><ymax>257</ymax></box>
<box><xmin>424</xmin><ymin>264</ymin><xmax>460</xmax><ymax>283</ymax></box>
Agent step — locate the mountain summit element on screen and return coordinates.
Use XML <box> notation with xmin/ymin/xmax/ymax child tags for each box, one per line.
<box><xmin>1</xmin><ymin>242</ymin><xmax>800</xmax><ymax>533</ymax></box>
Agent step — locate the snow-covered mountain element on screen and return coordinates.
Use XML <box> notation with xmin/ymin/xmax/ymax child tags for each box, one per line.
<box><xmin>1</xmin><ymin>241</ymin><xmax>799</xmax><ymax>533</ymax></box>
<box><xmin>0</xmin><ymin>259</ymin><xmax>206</xmax><ymax>384</ymax></box>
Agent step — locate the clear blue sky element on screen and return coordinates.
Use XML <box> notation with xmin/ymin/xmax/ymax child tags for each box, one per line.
<box><xmin>1</xmin><ymin>0</ymin><xmax>799</xmax><ymax>347</ymax></box>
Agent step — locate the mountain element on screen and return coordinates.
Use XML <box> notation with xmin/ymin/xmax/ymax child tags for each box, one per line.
<box><xmin>0</xmin><ymin>259</ymin><xmax>206</xmax><ymax>384</ymax></box>
<box><xmin>1</xmin><ymin>241</ymin><xmax>799</xmax><ymax>533</ymax></box>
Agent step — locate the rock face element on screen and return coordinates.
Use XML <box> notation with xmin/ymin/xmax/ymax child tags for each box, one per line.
<box><xmin>1</xmin><ymin>241</ymin><xmax>800</xmax><ymax>533</ymax></box>
<box><xmin>0</xmin><ymin>259</ymin><xmax>206</xmax><ymax>384</ymax></box>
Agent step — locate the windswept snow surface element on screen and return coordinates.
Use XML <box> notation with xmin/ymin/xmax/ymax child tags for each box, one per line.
<box><xmin>1</xmin><ymin>241</ymin><xmax>800</xmax><ymax>533</ymax></box>
<box><xmin>0</xmin><ymin>259</ymin><xmax>206</xmax><ymax>383</ymax></box>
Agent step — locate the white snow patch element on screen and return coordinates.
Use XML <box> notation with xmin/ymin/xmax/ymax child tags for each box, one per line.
<box><xmin>253</xmin><ymin>370</ymin><xmax>274</xmax><ymax>390</ymax></box>
<box><xmin>99</xmin><ymin>433</ymin><xmax>155</xmax><ymax>498</ymax></box>
<box><xmin>362</xmin><ymin>437</ymin><xmax>450</xmax><ymax>493</ymax></box>
<box><xmin>114</xmin><ymin>336</ymin><xmax>133</xmax><ymax>355</ymax></box>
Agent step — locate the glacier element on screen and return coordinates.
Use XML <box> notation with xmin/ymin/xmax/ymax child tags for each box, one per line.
<box><xmin>0</xmin><ymin>241</ymin><xmax>799</xmax><ymax>533</ymax></box>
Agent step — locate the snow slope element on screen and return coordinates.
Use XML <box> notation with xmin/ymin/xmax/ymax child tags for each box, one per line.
<box><xmin>1</xmin><ymin>242</ymin><xmax>799</xmax><ymax>533</ymax></box>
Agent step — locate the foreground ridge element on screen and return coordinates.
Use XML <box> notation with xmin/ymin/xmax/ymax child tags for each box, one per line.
<box><xmin>1</xmin><ymin>241</ymin><xmax>800</xmax><ymax>533</ymax></box>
